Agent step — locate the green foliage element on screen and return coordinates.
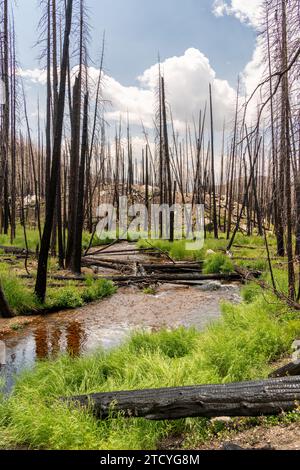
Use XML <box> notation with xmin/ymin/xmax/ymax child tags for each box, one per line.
<box><xmin>0</xmin><ymin>263</ymin><xmax>116</xmax><ymax>316</ymax></box>
<box><xmin>241</xmin><ymin>282</ymin><xmax>262</xmax><ymax>303</ymax></box>
<box><xmin>0</xmin><ymin>227</ymin><xmax>40</xmax><ymax>251</ymax></box>
<box><xmin>46</xmin><ymin>287</ymin><xmax>84</xmax><ymax>310</ymax></box>
<box><xmin>143</xmin><ymin>287</ymin><xmax>157</xmax><ymax>295</ymax></box>
<box><xmin>203</xmin><ymin>254</ymin><xmax>234</xmax><ymax>274</ymax></box>
<box><xmin>82</xmin><ymin>279</ymin><xmax>117</xmax><ymax>303</ymax></box>
<box><xmin>137</xmin><ymin>239</ymin><xmax>203</xmax><ymax>262</ymax></box>
<box><xmin>1</xmin><ymin>289</ymin><xmax>300</xmax><ymax>450</ymax></box>
<box><xmin>0</xmin><ymin>264</ymin><xmax>38</xmax><ymax>315</ymax></box>
<box><xmin>128</xmin><ymin>327</ymin><xmax>199</xmax><ymax>359</ymax></box>
<box><xmin>81</xmin><ymin>232</ymin><xmax>116</xmax><ymax>251</ymax></box>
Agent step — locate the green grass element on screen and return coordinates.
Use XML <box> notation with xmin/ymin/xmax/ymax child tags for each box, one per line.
<box><xmin>203</xmin><ymin>253</ymin><xmax>234</xmax><ymax>274</ymax></box>
<box><xmin>137</xmin><ymin>234</ymin><xmax>276</xmax><ymax>265</ymax></box>
<box><xmin>0</xmin><ymin>264</ymin><xmax>39</xmax><ymax>315</ymax></box>
<box><xmin>0</xmin><ymin>263</ymin><xmax>116</xmax><ymax>315</ymax></box>
<box><xmin>0</xmin><ymin>227</ymin><xmax>41</xmax><ymax>251</ymax></box>
<box><xmin>1</xmin><ymin>283</ymin><xmax>299</xmax><ymax>450</ymax></box>
<box><xmin>0</xmin><ymin>226</ymin><xmax>115</xmax><ymax>252</ymax></box>
<box><xmin>137</xmin><ymin>239</ymin><xmax>204</xmax><ymax>262</ymax></box>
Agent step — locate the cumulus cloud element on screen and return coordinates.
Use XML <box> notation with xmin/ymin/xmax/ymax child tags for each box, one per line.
<box><xmin>19</xmin><ymin>48</ymin><xmax>237</xmax><ymax>133</ymax></box>
<box><xmin>212</xmin><ymin>0</ymin><xmax>263</xmax><ymax>28</ymax></box>
<box><xmin>19</xmin><ymin>68</ymin><xmax>47</xmax><ymax>85</ymax></box>
<box><xmin>137</xmin><ymin>48</ymin><xmax>236</xmax><ymax>132</ymax></box>
<box><xmin>212</xmin><ymin>1</ymin><xmax>268</xmax><ymax>120</ymax></box>
<box><xmin>242</xmin><ymin>36</ymin><xmax>265</xmax><ymax>98</ymax></box>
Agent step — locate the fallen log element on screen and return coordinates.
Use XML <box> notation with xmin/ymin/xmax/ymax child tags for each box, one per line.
<box><xmin>234</xmin><ymin>265</ymin><xmax>300</xmax><ymax>311</ymax></box>
<box><xmin>142</xmin><ymin>263</ymin><xmax>203</xmax><ymax>272</ymax></box>
<box><xmin>0</xmin><ymin>245</ymin><xmax>34</xmax><ymax>256</ymax></box>
<box><xmin>234</xmin><ymin>265</ymin><xmax>262</xmax><ymax>279</ymax></box>
<box><xmin>82</xmin><ymin>259</ymin><xmax>131</xmax><ymax>272</ymax></box>
<box><xmin>62</xmin><ymin>376</ymin><xmax>300</xmax><ymax>420</ymax></box>
<box><xmin>84</xmin><ymin>257</ymin><xmax>134</xmax><ymax>266</ymax></box>
<box><xmin>84</xmin><ymin>248</ymin><xmax>155</xmax><ymax>257</ymax></box>
<box><xmin>19</xmin><ymin>272</ymin><xmax>241</xmax><ymax>285</ymax></box>
<box><xmin>269</xmin><ymin>360</ymin><xmax>300</xmax><ymax>378</ymax></box>
<box><xmin>106</xmin><ymin>273</ymin><xmax>242</xmax><ymax>283</ymax></box>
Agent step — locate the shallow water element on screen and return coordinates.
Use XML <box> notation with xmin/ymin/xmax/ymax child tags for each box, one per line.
<box><xmin>0</xmin><ymin>283</ymin><xmax>240</xmax><ymax>392</ymax></box>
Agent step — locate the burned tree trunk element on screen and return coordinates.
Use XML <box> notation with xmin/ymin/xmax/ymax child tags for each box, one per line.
<box><xmin>0</xmin><ymin>281</ymin><xmax>13</xmax><ymax>318</ymax></box>
<box><xmin>63</xmin><ymin>376</ymin><xmax>300</xmax><ymax>421</ymax></box>
<box><xmin>35</xmin><ymin>0</ymin><xmax>73</xmax><ymax>303</ymax></box>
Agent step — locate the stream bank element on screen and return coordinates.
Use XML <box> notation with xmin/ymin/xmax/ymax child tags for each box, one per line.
<box><xmin>0</xmin><ymin>282</ymin><xmax>240</xmax><ymax>392</ymax></box>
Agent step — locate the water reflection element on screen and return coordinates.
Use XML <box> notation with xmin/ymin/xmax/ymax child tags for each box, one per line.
<box><xmin>50</xmin><ymin>327</ymin><xmax>62</xmax><ymax>357</ymax></box>
<box><xmin>0</xmin><ymin>320</ymin><xmax>130</xmax><ymax>393</ymax></box>
<box><xmin>66</xmin><ymin>321</ymin><xmax>87</xmax><ymax>357</ymax></box>
<box><xmin>0</xmin><ymin>284</ymin><xmax>241</xmax><ymax>394</ymax></box>
<box><xmin>34</xmin><ymin>326</ymin><xmax>49</xmax><ymax>360</ymax></box>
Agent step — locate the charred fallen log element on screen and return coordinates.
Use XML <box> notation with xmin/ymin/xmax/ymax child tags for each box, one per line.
<box><xmin>0</xmin><ymin>245</ymin><xmax>34</xmax><ymax>256</ymax></box>
<box><xmin>62</xmin><ymin>376</ymin><xmax>300</xmax><ymax>421</ymax></box>
<box><xmin>269</xmin><ymin>360</ymin><xmax>300</xmax><ymax>378</ymax></box>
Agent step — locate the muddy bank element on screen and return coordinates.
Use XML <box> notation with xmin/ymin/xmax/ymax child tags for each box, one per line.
<box><xmin>0</xmin><ymin>282</ymin><xmax>240</xmax><ymax>392</ymax></box>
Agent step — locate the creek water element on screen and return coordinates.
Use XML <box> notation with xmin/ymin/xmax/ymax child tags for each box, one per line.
<box><xmin>0</xmin><ymin>283</ymin><xmax>240</xmax><ymax>392</ymax></box>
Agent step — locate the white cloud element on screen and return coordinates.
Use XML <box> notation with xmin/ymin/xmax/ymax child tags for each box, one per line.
<box><xmin>104</xmin><ymin>48</ymin><xmax>236</xmax><ymax>132</ymax></box>
<box><xmin>19</xmin><ymin>68</ymin><xmax>47</xmax><ymax>85</ymax></box>
<box><xmin>242</xmin><ymin>36</ymin><xmax>265</xmax><ymax>98</ymax></box>
<box><xmin>212</xmin><ymin>0</ymin><xmax>263</xmax><ymax>28</ymax></box>
<box><xmin>19</xmin><ymin>48</ymin><xmax>237</xmax><ymax>134</ymax></box>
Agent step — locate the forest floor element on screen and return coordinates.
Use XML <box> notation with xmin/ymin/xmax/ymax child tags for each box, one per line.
<box><xmin>160</xmin><ymin>420</ymin><xmax>300</xmax><ymax>450</ymax></box>
<box><xmin>1</xmin><ymin>231</ymin><xmax>300</xmax><ymax>450</ymax></box>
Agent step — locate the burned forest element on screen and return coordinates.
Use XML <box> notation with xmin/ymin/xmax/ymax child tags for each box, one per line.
<box><xmin>0</xmin><ymin>0</ymin><xmax>300</xmax><ymax>456</ymax></box>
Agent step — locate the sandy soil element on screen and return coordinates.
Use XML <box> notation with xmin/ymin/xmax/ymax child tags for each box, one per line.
<box><xmin>196</xmin><ymin>422</ymin><xmax>300</xmax><ymax>451</ymax></box>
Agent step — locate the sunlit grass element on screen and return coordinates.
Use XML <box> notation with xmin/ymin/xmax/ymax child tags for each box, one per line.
<box><xmin>0</xmin><ymin>283</ymin><xmax>299</xmax><ymax>450</ymax></box>
<box><xmin>0</xmin><ymin>263</ymin><xmax>116</xmax><ymax>315</ymax></box>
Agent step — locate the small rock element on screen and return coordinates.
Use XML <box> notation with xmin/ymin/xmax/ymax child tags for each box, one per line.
<box><xmin>292</xmin><ymin>340</ymin><xmax>300</xmax><ymax>351</ymax></box>
<box><xmin>223</xmin><ymin>442</ymin><xmax>245</xmax><ymax>451</ymax></box>
<box><xmin>197</xmin><ymin>281</ymin><xmax>222</xmax><ymax>292</ymax></box>
<box><xmin>206</xmin><ymin>249</ymin><xmax>216</xmax><ymax>255</ymax></box>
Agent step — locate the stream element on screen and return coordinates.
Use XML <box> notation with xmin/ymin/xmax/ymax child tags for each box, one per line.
<box><xmin>0</xmin><ymin>282</ymin><xmax>240</xmax><ymax>393</ymax></box>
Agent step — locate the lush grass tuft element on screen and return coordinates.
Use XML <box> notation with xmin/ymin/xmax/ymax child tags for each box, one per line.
<box><xmin>0</xmin><ymin>263</ymin><xmax>116</xmax><ymax>316</ymax></box>
<box><xmin>203</xmin><ymin>253</ymin><xmax>234</xmax><ymax>274</ymax></box>
<box><xmin>0</xmin><ymin>264</ymin><xmax>39</xmax><ymax>314</ymax></box>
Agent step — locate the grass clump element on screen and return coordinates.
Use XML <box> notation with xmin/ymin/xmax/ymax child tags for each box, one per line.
<box><xmin>0</xmin><ymin>264</ymin><xmax>38</xmax><ymax>315</ymax></box>
<box><xmin>46</xmin><ymin>287</ymin><xmax>84</xmax><ymax>310</ymax></box>
<box><xmin>82</xmin><ymin>278</ymin><xmax>117</xmax><ymax>303</ymax></box>
<box><xmin>143</xmin><ymin>286</ymin><xmax>157</xmax><ymax>295</ymax></box>
<box><xmin>203</xmin><ymin>253</ymin><xmax>234</xmax><ymax>274</ymax></box>
<box><xmin>0</xmin><ymin>263</ymin><xmax>116</xmax><ymax>316</ymax></box>
<box><xmin>0</xmin><ymin>227</ymin><xmax>40</xmax><ymax>251</ymax></box>
<box><xmin>1</xmin><ymin>285</ymin><xmax>300</xmax><ymax>450</ymax></box>
<box><xmin>137</xmin><ymin>239</ymin><xmax>203</xmax><ymax>262</ymax></box>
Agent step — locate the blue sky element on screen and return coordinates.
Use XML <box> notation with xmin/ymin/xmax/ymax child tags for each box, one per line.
<box><xmin>14</xmin><ymin>0</ymin><xmax>263</xmax><ymax>159</ymax></box>
<box><xmin>15</xmin><ymin>0</ymin><xmax>256</xmax><ymax>87</ymax></box>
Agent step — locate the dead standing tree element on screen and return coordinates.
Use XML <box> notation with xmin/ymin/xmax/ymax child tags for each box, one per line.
<box><xmin>35</xmin><ymin>0</ymin><xmax>73</xmax><ymax>302</ymax></box>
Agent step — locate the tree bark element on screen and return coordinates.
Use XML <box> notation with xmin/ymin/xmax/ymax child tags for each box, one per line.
<box><xmin>35</xmin><ymin>0</ymin><xmax>73</xmax><ymax>302</ymax></box>
<box><xmin>63</xmin><ymin>376</ymin><xmax>300</xmax><ymax>421</ymax></box>
<box><xmin>0</xmin><ymin>281</ymin><xmax>14</xmax><ymax>318</ymax></box>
